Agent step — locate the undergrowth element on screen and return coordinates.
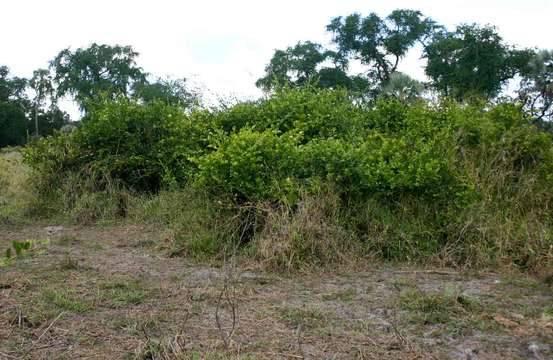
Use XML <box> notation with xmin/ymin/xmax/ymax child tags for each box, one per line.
<box><xmin>2</xmin><ymin>87</ymin><xmax>552</xmax><ymax>272</ymax></box>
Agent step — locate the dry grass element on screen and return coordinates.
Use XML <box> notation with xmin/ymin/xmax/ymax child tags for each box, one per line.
<box><xmin>1</xmin><ymin>224</ymin><xmax>552</xmax><ymax>359</ymax></box>
<box><xmin>0</xmin><ymin>150</ymin><xmax>35</xmax><ymax>224</ymax></box>
<box><xmin>251</xmin><ymin>190</ymin><xmax>358</xmax><ymax>271</ymax></box>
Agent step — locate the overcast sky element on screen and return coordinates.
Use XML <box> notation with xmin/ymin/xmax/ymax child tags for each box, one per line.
<box><xmin>2</xmin><ymin>0</ymin><xmax>551</xmax><ymax>113</ymax></box>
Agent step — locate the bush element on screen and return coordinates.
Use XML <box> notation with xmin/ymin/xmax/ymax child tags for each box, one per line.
<box><xmin>208</xmin><ymin>86</ymin><xmax>367</xmax><ymax>141</ymax></box>
<box><xmin>24</xmin><ymin>98</ymin><xmax>205</xmax><ymax>193</ymax></box>
<box><xmin>194</xmin><ymin>128</ymin><xmax>300</xmax><ymax>202</ymax></box>
<box><xmin>18</xmin><ymin>87</ymin><xmax>553</xmax><ymax>271</ymax></box>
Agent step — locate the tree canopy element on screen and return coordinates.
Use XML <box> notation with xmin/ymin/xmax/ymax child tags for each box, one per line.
<box><xmin>327</xmin><ymin>9</ymin><xmax>437</xmax><ymax>83</ymax></box>
<box><xmin>1</xmin><ymin>9</ymin><xmax>553</xmax><ymax>149</ymax></box>
<box><xmin>424</xmin><ymin>24</ymin><xmax>534</xmax><ymax>101</ymax></box>
<box><xmin>518</xmin><ymin>50</ymin><xmax>553</xmax><ymax>121</ymax></box>
<box><xmin>0</xmin><ymin>66</ymin><xmax>29</xmax><ymax>146</ymax></box>
<box><xmin>50</xmin><ymin>43</ymin><xmax>146</xmax><ymax>110</ymax></box>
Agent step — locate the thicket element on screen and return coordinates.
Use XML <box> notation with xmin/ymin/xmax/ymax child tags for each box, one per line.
<box><xmin>19</xmin><ymin>87</ymin><xmax>553</xmax><ymax>271</ymax></box>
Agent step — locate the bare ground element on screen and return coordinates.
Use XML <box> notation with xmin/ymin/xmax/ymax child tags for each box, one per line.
<box><xmin>0</xmin><ymin>225</ymin><xmax>552</xmax><ymax>359</ymax></box>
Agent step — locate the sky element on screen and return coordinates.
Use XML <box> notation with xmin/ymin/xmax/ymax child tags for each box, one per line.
<box><xmin>2</xmin><ymin>0</ymin><xmax>552</xmax><ymax>115</ymax></box>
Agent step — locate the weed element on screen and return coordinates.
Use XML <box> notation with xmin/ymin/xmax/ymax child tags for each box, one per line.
<box><xmin>0</xmin><ymin>151</ymin><xmax>35</xmax><ymax>225</ymax></box>
<box><xmin>250</xmin><ymin>189</ymin><xmax>358</xmax><ymax>270</ymax></box>
<box><xmin>55</xmin><ymin>235</ymin><xmax>80</xmax><ymax>246</ymax></box>
<box><xmin>396</xmin><ymin>286</ymin><xmax>478</xmax><ymax>325</ymax></box>
<box><xmin>58</xmin><ymin>254</ymin><xmax>81</xmax><ymax>271</ymax></box>
<box><xmin>1</xmin><ymin>238</ymin><xmax>49</xmax><ymax>267</ymax></box>
<box><xmin>98</xmin><ymin>278</ymin><xmax>148</xmax><ymax>308</ymax></box>
<box><xmin>321</xmin><ymin>287</ymin><xmax>357</xmax><ymax>301</ymax></box>
<box><xmin>40</xmin><ymin>289</ymin><xmax>91</xmax><ymax>313</ymax></box>
<box><xmin>279</xmin><ymin>306</ymin><xmax>330</xmax><ymax>329</ymax></box>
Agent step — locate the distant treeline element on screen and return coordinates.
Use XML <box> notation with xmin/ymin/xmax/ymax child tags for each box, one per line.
<box><xmin>1</xmin><ymin>8</ymin><xmax>552</xmax><ymax>148</ymax></box>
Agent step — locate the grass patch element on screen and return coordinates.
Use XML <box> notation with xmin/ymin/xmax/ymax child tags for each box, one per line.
<box><xmin>499</xmin><ymin>275</ymin><xmax>542</xmax><ymax>291</ymax></box>
<box><xmin>396</xmin><ymin>286</ymin><xmax>478</xmax><ymax>325</ymax></box>
<box><xmin>55</xmin><ymin>235</ymin><xmax>81</xmax><ymax>246</ymax></box>
<box><xmin>41</xmin><ymin>289</ymin><xmax>91</xmax><ymax>313</ymax></box>
<box><xmin>542</xmin><ymin>303</ymin><xmax>553</xmax><ymax>317</ymax></box>
<box><xmin>321</xmin><ymin>287</ymin><xmax>357</xmax><ymax>301</ymax></box>
<box><xmin>0</xmin><ymin>151</ymin><xmax>35</xmax><ymax>225</ymax></box>
<box><xmin>391</xmin><ymin>277</ymin><xmax>417</xmax><ymax>291</ymax></box>
<box><xmin>57</xmin><ymin>254</ymin><xmax>82</xmax><ymax>271</ymax></box>
<box><xmin>279</xmin><ymin>306</ymin><xmax>330</xmax><ymax>329</ymax></box>
<box><xmin>98</xmin><ymin>278</ymin><xmax>149</xmax><ymax>308</ymax></box>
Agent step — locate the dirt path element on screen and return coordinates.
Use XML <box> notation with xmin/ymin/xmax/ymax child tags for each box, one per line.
<box><xmin>1</xmin><ymin>225</ymin><xmax>551</xmax><ymax>359</ymax></box>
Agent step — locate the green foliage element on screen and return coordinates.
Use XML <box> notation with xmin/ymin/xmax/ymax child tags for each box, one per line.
<box><xmin>50</xmin><ymin>43</ymin><xmax>146</xmax><ymax>111</ymax></box>
<box><xmin>195</xmin><ymin>127</ymin><xmax>300</xmax><ymax>202</ymax></box>
<box><xmin>380</xmin><ymin>72</ymin><xmax>425</xmax><ymax>103</ymax></box>
<box><xmin>210</xmin><ymin>87</ymin><xmax>365</xmax><ymax>141</ymax></box>
<box><xmin>518</xmin><ymin>50</ymin><xmax>553</xmax><ymax>122</ymax></box>
<box><xmin>424</xmin><ymin>24</ymin><xmax>534</xmax><ymax>100</ymax></box>
<box><xmin>132</xmin><ymin>77</ymin><xmax>199</xmax><ymax>110</ymax></box>
<box><xmin>0</xmin><ymin>101</ymin><xmax>27</xmax><ymax>147</ymax></box>
<box><xmin>0</xmin><ymin>66</ymin><xmax>29</xmax><ymax>147</ymax></box>
<box><xmin>21</xmin><ymin>87</ymin><xmax>553</xmax><ymax>271</ymax></box>
<box><xmin>255</xmin><ymin>42</ymin><xmax>367</xmax><ymax>93</ymax></box>
<box><xmin>256</xmin><ymin>41</ymin><xmax>328</xmax><ymax>91</ymax></box>
<box><xmin>258</xmin><ymin>9</ymin><xmax>436</xmax><ymax>95</ymax></box>
<box><xmin>326</xmin><ymin>9</ymin><xmax>437</xmax><ymax>83</ymax></box>
<box><xmin>24</xmin><ymin>98</ymin><xmax>198</xmax><ymax>192</ymax></box>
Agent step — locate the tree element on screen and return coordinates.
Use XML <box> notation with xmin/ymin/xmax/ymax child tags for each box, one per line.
<box><xmin>326</xmin><ymin>9</ymin><xmax>437</xmax><ymax>84</ymax></box>
<box><xmin>50</xmin><ymin>43</ymin><xmax>146</xmax><ymax>111</ymax></box>
<box><xmin>380</xmin><ymin>72</ymin><xmax>424</xmax><ymax>103</ymax></box>
<box><xmin>256</xmin><ymin>41</ymin><xmax>328</xmax><ymax>90</ymax></box>
<box><xmin>0</xmin><ymin>101</ymin><xmax>27</xmax><ymax>147</ymax></box>
<box><xmin>132</xmin><ymin>77</ymin><xmax>199</xmax><ymax>109</ymax></box>
<box><xmin>29</xmin><ymin>68</ymin><xmax>55</xmax><ymax>136</ymax></box>
<box><xmin>257</xmin><ymin>10</ymin><xmax>436</xmax><ymax>96</ymax></box>
<box><xmin>0</xmin><ymin>66</ymin><xmax>29</xmax><ymax>147</ymax></box>
<box><xmin>28</xmin><ymin>106</ymin><xmax>70</xmax><ymax>137</ymax></box>
<box><xmin>518</xmin><ymin>50</ymin><xmax>553</xmax><ymax>121</ymax></box>
<box><xmin>0</xmin><ymin>66</ymin><xmax>28</xmax><ymax>105</ymax></box>
<box><xmin>424</xmin><ymin>24</ymin><xmax>533</xmax><ymax>101</ymax></box>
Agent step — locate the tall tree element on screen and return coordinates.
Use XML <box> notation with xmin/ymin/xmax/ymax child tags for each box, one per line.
<box><xmin>256</xmin><ymin>41</ymin><xmax>331</xmax><ymax>90</ymax></box>
<box><xmin>424</xmin><ymin>24</ymin><xmax>533</xmax><ymax>101</ymax></box>
<box><xmin>380</xmin><ymin>72</ymin><xmax>425</xmax><ymax>103</ymax></box>
<box><xmin>518</xmin><ymin>50</ymin><xmax>553</xmax><ymax>121</ymax></box>
<box><xmin>0</xmin><ymin>66</ymin><xmax>28</xmax><ymax>147</ymax></box>
<box><xmin>0</xmin><ymin>66</ymin><xmax>28</xmax><ymax>105</ymax></box>
<box><xmin>257</xmin><ymin>10</ymin><xmax>436</xmax><ymax>95</ymax></box>
<box><xmin>132</xmin><ymin>77</ymin><xmax>199</xmax><ymax>109</ymax></box>
<box><xmin>326</xmin><ymin>9</ymin><xmax>437</xmax><ymax>84</ymax></box>
<box><xmin>29</xmin><ymin>68</ymin><xmax>55</xmax><ymax>136</ymax></box>
<box><xmin>50</xmin><ymin>43</ymin><xmax>146</xmax><ymax>111</ymax></box>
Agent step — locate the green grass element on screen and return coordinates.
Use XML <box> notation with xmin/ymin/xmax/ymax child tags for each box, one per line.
<box><xmin>97</xmin><ymin>278</ymin><xmax>149</xmax><ymax>308</ymax></box>
<box><xmin>396</xmin><ymin>286</ymin><xmax>478</xmax><ymax>325</ymax></box>
<box><xmin>57</xmin><ymin>254</ymin><xmax>82</xmax><ymax>270</ymax></box>
<box><xmin>40</xmin><ymin>289</ymin><xmax>91</xmax><ymax>313</ymax></box>
<box><xmin>279</xmin><ymin>306</ymin><xmax>330</xmax><ymax>329</ymax></box>
<box><xmin>0</xmin><ymin>151</ymin><xmax>35</xmax><ymax>224</ymax></box>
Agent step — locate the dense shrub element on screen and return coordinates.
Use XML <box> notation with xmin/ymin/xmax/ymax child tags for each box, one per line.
<box><xmin>208</xmin><ymin>87</ymin><xmax>367</xmax><ymax>141</ymax></box>
<box><xmin>195</xmin><ymin>128</ymin><xmax>300</xmax><ymax>202</ymax></box>
<box><xmin>24</xmin><ymin>98</ymin><xmax>206</xmax><ymax>192</ymax></box>
<box><xmin>19</xmin><ymin>87</ymin><xmax>553</xmax><ymax>271</ymax></box>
